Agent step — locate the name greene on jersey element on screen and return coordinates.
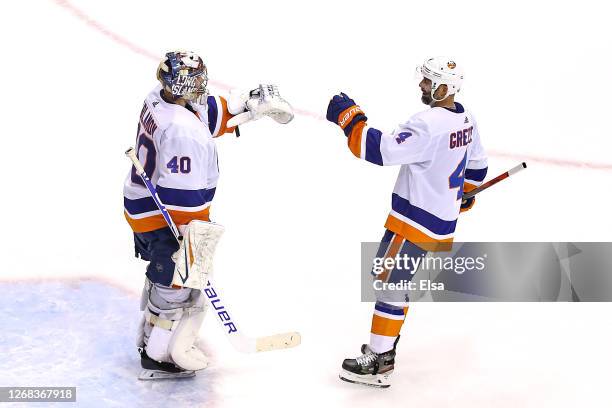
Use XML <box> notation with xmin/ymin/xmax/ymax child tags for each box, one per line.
<box><xmin>449</xmin><ymin>126</ymin><xmax>473</xmax><ymax>149</ymax></box>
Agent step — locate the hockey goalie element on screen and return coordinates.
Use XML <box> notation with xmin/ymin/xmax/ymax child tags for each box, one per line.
<box><xmin>123</xmin><ymin>50</ymin><xmax>293</xmax><ymax>379</ymax></box>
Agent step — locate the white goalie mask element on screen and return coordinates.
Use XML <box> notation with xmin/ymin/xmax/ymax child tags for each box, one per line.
<box><xmin>416</xmin><ymin>56</ymin><xmax>464</xmax><ymax>101</ymax></box>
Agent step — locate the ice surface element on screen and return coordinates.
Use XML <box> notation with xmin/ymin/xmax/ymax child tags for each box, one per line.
<box><xmin>0</xmin><ymin>281</ymin><xmax>217</xmax><ymax>407</ymax></box>
<box><xmin>1</xmin><ymin>0</ymin><xmax>612</xmax><ymax>406</ymax></box>
<box><xmin>2</xmin><ymin>280</ymin><xmax>610</xmax><ymax>407</ymax></box>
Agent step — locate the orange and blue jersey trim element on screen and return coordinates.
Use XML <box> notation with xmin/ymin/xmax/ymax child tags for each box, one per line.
<box><xmin>207</xmin><ymin>96</ymin><xmax>237</xmax><ymax>137</ymax></box>
<box><xmin>385</xmin><ymin>194</ymin><xmax>455</xmax><ymax>252</ymax></box>
<box><xmin>124</xmin><ymin>208</ymin><xmax>210</xmax><ymax>233</ymax></box>
<box><xmin>385</xmin><ymin>214</ymin><xmax>454</xmax><ymax>252</ymax></box>
<box><xmin>124</xmin><ymin>187</ymin><xmax>215</xmax><ymax>213</ymax></box>
<box><xmin>347</xmin><ymin>123</ymin><xmax>386</xmax><ymax>166</ymax></box>
<box><xmin>124</xmin><ymin>186</ymin><xmax>215</xmax><ymax>233</ymax></box>
<box><xmin>348</xmin><ymin>122</ymin><xmax>384</xmax><ymax>166</ymax></box>
<box><xmin>390</xmin><ymin>193</ymin><xmax>457</xmax><ymax>235</ymax></box>
<box><xmin>347</xmin><ymin>121</ymin><xmax>366</xmax><ymax>157</ymax></box>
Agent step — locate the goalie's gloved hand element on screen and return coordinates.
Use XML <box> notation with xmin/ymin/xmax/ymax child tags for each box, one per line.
<box><xmin>326</xmin><ymin>93</ymin><xmax>368</xmax><ymax>136</ymax></box>
<box><xmin>228</xmin><ymin>89</ymin><xmax>250</xmax><ymax>115</ymax></box>
<box><xmin>460</xmin><ymin>196</ymin><xmax>475</xmax><ymax>212</ymax></box>
<box><xmin>227</xmin><ymin>84</ymin><xmax>294</xmax><ymax>128</ymax></box>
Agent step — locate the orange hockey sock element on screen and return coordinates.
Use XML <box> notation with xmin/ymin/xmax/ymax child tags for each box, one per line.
<box><xmin>369</xmin><ymin>302</ymin><xmax>408</xmax><ymax>353</ymax></box>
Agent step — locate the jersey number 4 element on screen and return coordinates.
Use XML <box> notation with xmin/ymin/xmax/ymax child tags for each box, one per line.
<box><xmin>449</xmin><ymin>152</ymin><xmax>467</xmax><ymax>200</ymax></box>
<box><xmin>395</xmin><ymin>132</ymin><xmax>412</xmax><ymax>144</ymax></box>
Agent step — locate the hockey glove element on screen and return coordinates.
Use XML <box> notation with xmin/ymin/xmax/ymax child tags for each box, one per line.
<box><xmin>460</xmin><ymin>196</ymin><xmax>475</xmax><ymax>213</ymax></box>
<box><xmin>326</xmin><ymin>93</ymin><xmax>368</xmax><ymax>136</ymax></box>
<box><xmin>227</xmin><ymin>84</ymin><xmax>294</xmax><ymax>127</ymax></box>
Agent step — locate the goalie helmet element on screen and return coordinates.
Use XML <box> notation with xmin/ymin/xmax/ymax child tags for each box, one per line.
<box><xmin>417</xmin><ymin>57</ymin><xmax>464</xmax><ymax>101</ymax></box>
<box><xmin>157</xmin><ymin>51</ymin><xmax>209</xmax><ymax>105</ymax></box>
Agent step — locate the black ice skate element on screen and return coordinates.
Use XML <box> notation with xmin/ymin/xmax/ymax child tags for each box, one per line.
<box><xmin>137</xmin><ymin>348</ymin><xmax>195</xmax><ymax>380</ymax></box>
<box><xmin>339</xmin><ymin>337</ymin><xmax>399</xmax><ymax>388</ymax></box>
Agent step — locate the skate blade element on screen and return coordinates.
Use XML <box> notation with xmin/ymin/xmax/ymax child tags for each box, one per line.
<box><xmin>138</xmin><ymin>369</ymin><xmax>196</xmax><ymax>380</ymax></box>
<box><xmin>339</xmin><ymin>369</ymin><xmax>392</xmax><ymax>388</ymax></box>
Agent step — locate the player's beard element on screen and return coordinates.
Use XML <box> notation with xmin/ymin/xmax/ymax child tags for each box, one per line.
<box><xmin>421</xmin><ymin>92</ymin><xmax>433</xmax><ymax>105</ymax></box>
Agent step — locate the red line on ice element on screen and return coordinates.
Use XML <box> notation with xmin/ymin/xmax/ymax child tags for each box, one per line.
<box><xmin>488</xmin><ymin>150</ymin><xmax>612</xmax><ymax>170</ymax></box>
<box><xmin>52</xmin><ymin>0</ymin><xmax>612</xmax><ymax>171</ymax></box>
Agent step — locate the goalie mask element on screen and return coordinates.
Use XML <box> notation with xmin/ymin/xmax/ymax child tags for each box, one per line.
<box><xmin>417</xmin><ymin>56</ymin><xmax>464</xmax><ymax>101</ymax></box>
<box><xmin>157</xmin><ymin>51</ymin><xmax>209</xmax><ymax>106</ymax></box>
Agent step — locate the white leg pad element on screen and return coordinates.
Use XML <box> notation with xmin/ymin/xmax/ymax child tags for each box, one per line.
<box><xmin>169</xmin><ymin>296</ymin><xmax>208</xmax><ymax>371</ymax></box>
<box><xmin>147</xmin><ymin>326</ymin><xmax>174</xmax><ymax>362</ymax></box>
<box><xmin>140</xmin><ymin>280</ymin><xmax>208</xmax><ymax>371</ymax></box>
<box><xmin>136</xmin><ymin>315</ymin><xmax>146</xmax><ymax>349</ymax></box>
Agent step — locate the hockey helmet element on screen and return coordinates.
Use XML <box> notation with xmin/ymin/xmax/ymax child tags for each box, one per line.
<box><xmin>157</xmin><ymin>51</ymin><xmax>209</xmax><ymax>105</ymax></box>
<box><xmin>417</xmin><ymin>57</ymin><xmax>464</xmax><ymax>101</ymax></box>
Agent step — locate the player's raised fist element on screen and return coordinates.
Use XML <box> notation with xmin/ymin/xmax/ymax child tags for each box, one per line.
<box><xmin>326</xmin><ymin>93</ymin><xmax>368</xmax><ymax>136</ymax></box>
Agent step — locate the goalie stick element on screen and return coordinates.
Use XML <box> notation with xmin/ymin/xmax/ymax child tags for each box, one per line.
<box><xmin>462</xmin><ymin>162</ymin><xmax>527</xmax><ymax>200</ymax></box>
<box><xmin>126</xmin><ymin>147</ymin><xmax>301</xmax><ymax>353</ymax></box>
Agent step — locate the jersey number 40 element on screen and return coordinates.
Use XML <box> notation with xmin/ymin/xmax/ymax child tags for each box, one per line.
<box><xmin>166</xmin><ymin>156</ymin><xmax>191</xmax><ymax>174</ymax></box>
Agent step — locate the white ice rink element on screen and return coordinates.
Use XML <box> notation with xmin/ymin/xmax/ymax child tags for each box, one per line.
<box><xmin>1</xmin><ymin>1</ymin><xmax>611</xmax><ymax>406</ymax></box>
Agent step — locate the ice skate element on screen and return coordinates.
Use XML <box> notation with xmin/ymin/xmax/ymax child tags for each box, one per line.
<box><xmin>137</xmin><ymin>348</ymin><xmax>195</xmax><ymax>380</ymax></box>
<box><xmin>339</xmin><ymin>337</ymin><xmax>399</xmax><ymax>388</ymax></box>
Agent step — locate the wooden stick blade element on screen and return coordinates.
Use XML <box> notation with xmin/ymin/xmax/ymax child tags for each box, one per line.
<box><xmin>255</xmin><ymin>332</ymin><xmax>301</xmax><ymax>352</ymax></box>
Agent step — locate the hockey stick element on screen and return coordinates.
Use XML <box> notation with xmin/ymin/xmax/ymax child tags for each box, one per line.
<box><xmin>462</xmin><ymin>162</ymin><xmax>527</xmax><ymax>200</ymax></box>
<box><xmin>125</xmin><ymin>147</ymin><xmax>301</xmax><ymax>353</ymax></box>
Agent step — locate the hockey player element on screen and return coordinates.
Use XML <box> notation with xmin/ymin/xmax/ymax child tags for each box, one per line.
<box><xmin>123</xmin><ymin>51</ymin><xmax>292</xmax><ymax>379</ymax></box>
<box><xmin>326</xmin><ymin>57</ymin><xmax>488</xmax><ymax>388</ymax></box>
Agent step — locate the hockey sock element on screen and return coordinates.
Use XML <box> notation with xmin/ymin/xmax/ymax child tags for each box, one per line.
<box><xmin>369</xmin><ymin>301</ymin><xmax>407</xmax><ymax>353</ymax></box>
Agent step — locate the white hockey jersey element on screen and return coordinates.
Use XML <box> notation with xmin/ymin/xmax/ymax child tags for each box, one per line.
<box><xmin>123</xmin><ymin>85</ymin><xmax>236</xmax><ymax>233</ymax></box>
<box><xmin>346</xmin><ymin>103</ymin><xmax>488</xmax><ymax>251</ymax></box>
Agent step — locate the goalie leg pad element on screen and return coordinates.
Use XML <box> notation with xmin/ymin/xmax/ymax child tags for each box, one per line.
<box><xmin>140</xmin><ymin>279</ymin><xmax>208</xmax><ymax>371</ymax></box>
<box><xmin>171</xmin><ymin>220</ymin><xmax>225</xmax><ymax>290</ymax></box>
<box><xmin>169</xmin><ymin>291</ymin><xmax>209</xmax><ymax>371</ymax></box>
